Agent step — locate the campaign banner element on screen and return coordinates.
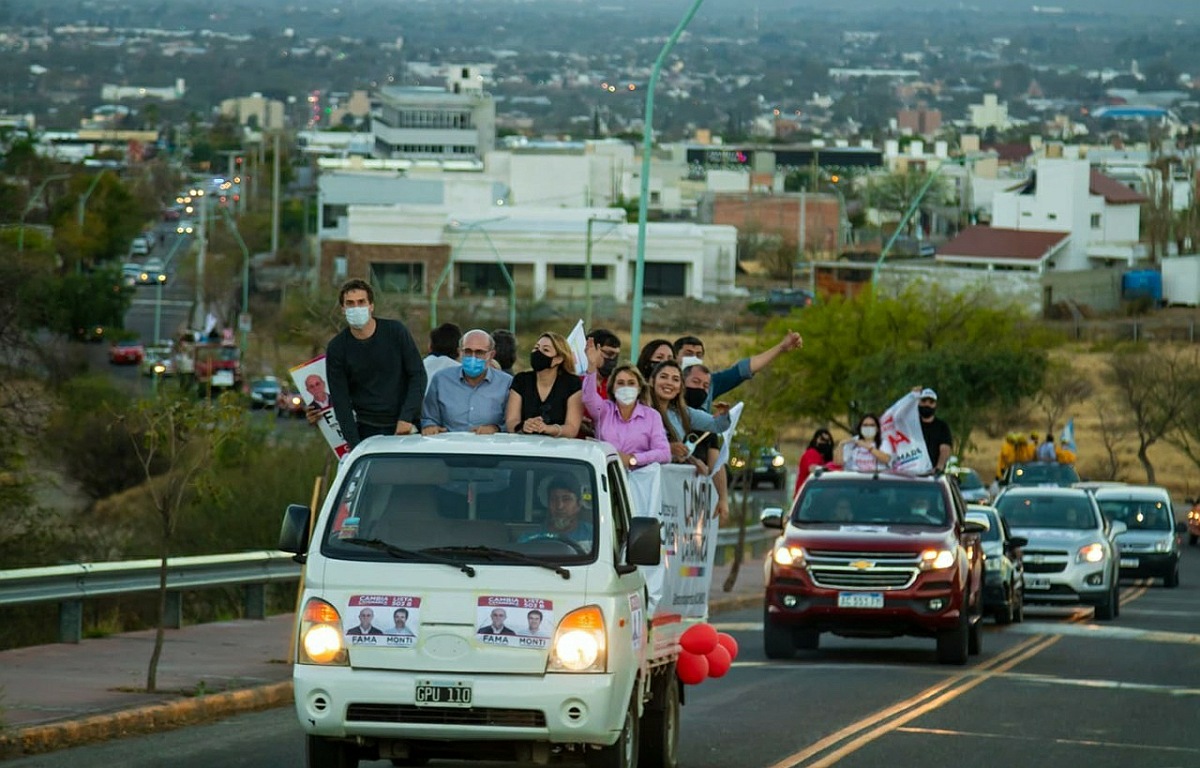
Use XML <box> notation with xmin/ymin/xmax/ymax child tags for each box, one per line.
<box><xmin>880</xmin><ymin>391</ymin><xmax>931</xmax><ymax>475</ymax></box>
<box><xmin>474</xmin><ymin>595</ymin><xmax>555</xmax><ymax>650</ymax></box>
<box><xmin>345</xmin><ymin>594</ymin><xmax>421</xmax><ymax>648</ymax></box>
<box><xmin>627</xmin><ymin>464</ymin><xmax>718</xmax><ymax>640</ymax></box>
<box><xmin>290</xmin><ymin>355</ymin><xmax>349</xmax><ymax>458</ymax></box>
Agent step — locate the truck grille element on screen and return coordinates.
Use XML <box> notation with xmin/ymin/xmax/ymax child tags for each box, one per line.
<box><xmin>805</xmin><ymin>550</ymin><xmax>921</xmax><ymax>590</ymax></box>
<box><xmin>346</xmin><ymin>703</ymin><xmax>545</xmax><ymax>728</ymax></box>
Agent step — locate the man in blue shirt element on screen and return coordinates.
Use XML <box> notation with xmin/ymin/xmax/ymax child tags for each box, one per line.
<box><xmin>421</xmin><ymin>329</ymin><xmax>513</xmax><ymax>434</ymax></box>
<box><xmin>673</xmin><ymin>330</ymin><xmax>803</xmax><ymax>411</ymax></box>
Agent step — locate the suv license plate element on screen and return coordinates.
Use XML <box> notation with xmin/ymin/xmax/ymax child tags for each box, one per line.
<box><xmin>415</xmin><ymin>680</ymin><xmax>472</xmax><ymax>708</ymax></box>
<box><xmin>837</xmin><ymin>592</ymin><xmax>883</xmax><ymax>609</ymax></box>
<box><xmin>1025</xmin><ymin>577</ymin><xmax>1050</xmax><ymax>590</ymax></box>
<box><xmin>1119</xmin><ymin>557</ymin><xmax>1139</xmax><ymax>568</ymax></box>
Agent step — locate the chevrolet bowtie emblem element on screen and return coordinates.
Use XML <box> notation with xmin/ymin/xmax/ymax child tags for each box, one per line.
<box><xmin>849</xmin><ymin>560</ymin><xmax>874</xmax><ymax>570</ymax></box>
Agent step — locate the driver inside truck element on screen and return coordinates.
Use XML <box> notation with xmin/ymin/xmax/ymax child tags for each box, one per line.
<box><xmin>525</xmin><ymin>475</ymin><xmax>594</xmax><ymax>546</ymax></box>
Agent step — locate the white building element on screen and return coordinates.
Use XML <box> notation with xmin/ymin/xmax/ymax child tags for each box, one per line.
<box><xmin>990</xmin><ymin>155</ymin><xmax>1144</xmax><ymax>270</ymax></box>
<box><xmin>318</xmin><ymin>206</ymin><xmax>737</xmax><ymax>303</ymax></box>
<box><xmin>100</xmin><ymin>78</ymin><xmax>185</xmax><ymax>102</ymax></box>
<box><xmin>219</xmin><ymin>93</ymin><xmax>286</xmax><ymax>130</ymax></box>
<box><xmin>969</xmin><ymin>94</ymin><xmax>1010</xmax><ymax>132</ymax></box>
<box><xmin>372</xmin><ymin>67</ymin><xmax>496</xmax><ymax>161</ymax></box>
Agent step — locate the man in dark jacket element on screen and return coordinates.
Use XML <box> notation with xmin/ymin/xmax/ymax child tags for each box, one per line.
<box><xmin>325</xmin><ymin>279</ymin><xmax>426</xmax><ymax>448</ymax></box>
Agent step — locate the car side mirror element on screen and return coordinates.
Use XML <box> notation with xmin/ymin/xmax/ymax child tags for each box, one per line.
<box><xmin>621</xmin><ymin>517</ymin><xmax>661</xmax><ymax>572</ymax></box>
<box><xmin>1007</xmin><ymin>535</ymin><xmax>1028</xmax><ymax>550</ymax></box>
<box><xmin>279</xmin><ymin>503</ymin><xmax>312</xmax><ymax>561</ymax></box>
<box><xmin>963</xmin><ymin>519</ymin><xmax>989</xmax><ymax>535</ymax></box>
<box><xmin>760</xmin><ymin>506</ymin><xmax>784</xmax><ymax>530</ymax></box>
<box><xmin>1109</xmin><ymin>520</ymin><xmax>1127</xmax><ymax>537</ymax></box>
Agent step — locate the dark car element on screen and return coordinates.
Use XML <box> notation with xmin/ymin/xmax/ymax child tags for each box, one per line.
<box><xmin>730</xmin><ymin>444</ymin><xmax>786</xmax><ymax>490</ymax></box>
<box><xmin>748</xmin><ymin>288</ymin><xmax>816</xmax><ymax>317</ymax></box>
<box><xmin>248</xmin><ymin>376</ymin><xmax>282</xmax><ymax>409</ymax></box>
<box><xmin>966</xmin><ymin>504</ymin><xmax>1027</xmax><ymax>624</ymax></box>
<box><xmin>1002</xmin><ymin>461</ymin><xmax>1080</xmax><ymax>488</ymax></box>
<box><xmin>275</xmin><ymin>385</ymin><xmax>306</xmax><ymax>418</ymax></box>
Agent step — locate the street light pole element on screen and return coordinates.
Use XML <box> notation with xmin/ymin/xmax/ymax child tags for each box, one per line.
<box><xmin>18</xmin><ymin>174</ymin><xmax>71</xmax><ymax>253</ymax></box>
<box><xmin>220</xmin><ymin>207</ymin><xmax>251</xmax><ymax>354</ymax></box>
<box><xmin>194</xmin><ymin>190</ymin><xmax>207</xmax><ymax>329</ymax></box>
<box><xmin>430</xmin><ymin>217</ymin><xmax>509</xmax><ymax>328</ymax></box>
<box><xmin>630</xmin><ymin>0</ymin><xmax>707</xmax><ymax>357</ymax></box>
<box><xmin>871</xmin><ymin>163</ymin><xmax>951</xmax><ymax>286</ymax></box>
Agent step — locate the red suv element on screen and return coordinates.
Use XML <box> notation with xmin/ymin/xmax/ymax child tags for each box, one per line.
<box><xmin>761</xmin><ymin>469</ymin><xmax>987</xmax><ymax>665</ymax></box>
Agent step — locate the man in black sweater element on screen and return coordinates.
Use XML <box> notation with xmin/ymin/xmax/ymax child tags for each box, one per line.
<box><xmin>325</xmin><ymin>279</ymin><xmax>426</xmax><ymax>448</ymax></box>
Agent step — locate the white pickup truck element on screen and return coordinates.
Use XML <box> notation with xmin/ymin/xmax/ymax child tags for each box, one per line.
<box><xmin>279</xmin><ymin>433</ymin><xmax>721</xmax><ymax>768</ymax></box>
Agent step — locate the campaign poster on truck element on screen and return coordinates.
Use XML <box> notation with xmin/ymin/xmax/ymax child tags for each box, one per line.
<box><xmin>290</xmin><ymin>355</ymin><xmax>349</xmax><ymax>458</ymax></box>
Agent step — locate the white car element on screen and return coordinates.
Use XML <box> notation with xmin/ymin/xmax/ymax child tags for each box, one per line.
<box><xmin>994</xmin><ymin>486</ymin><xmax>1124</xmax><ymax>620</ymax></box>
<box><xmin>1092</xmin><ymin>485</ymin><xmax>1181</xmax><ymax>588</ymax></box>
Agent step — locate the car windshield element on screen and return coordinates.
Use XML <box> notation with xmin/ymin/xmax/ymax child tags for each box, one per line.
<box><xmin>995</xmin><ymin>494</ymin><xmax>1097</xmax><ymax>530</ymax></box>
<box><xmin>792</xmin><ymin>481</ymin><xmax>948</xmax><ymax>527</ymax></box>
<box><xmin>322</xmin><ymin>454</ymin><xmax>600</xmax><ymax>564</ymax></box>
<box><xmin>1097</xmin><ymin>499</ymin><xmax>1172</xmax><ymax>531</ymax></box>
<box><xmin>1009</xmin><ymin>463</ymin><xmax>1080</xmax><ymax>487</ymax></box>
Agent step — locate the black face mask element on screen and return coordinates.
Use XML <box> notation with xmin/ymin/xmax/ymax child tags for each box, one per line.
<box><xmin>598</xmin><ymin>357</ymin><xmax>618</xmax><ymax>377</ymax></box>
<box><xmin>918</xmin><ymin>405</ymin><xmax>936</xmax><ymax>419</ymax></box>
<box><xmin>683</xmin><ymin>387</ymin><xmax>708</xmax><ymax>409</ymax></box>
<box><xmin>530</xmin><ymin>350</ymin><xmax>554</xmax><ymax>372</ymax></box>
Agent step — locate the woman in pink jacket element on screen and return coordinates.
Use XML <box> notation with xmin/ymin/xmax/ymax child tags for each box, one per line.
<box><xmin>582</xmin><ymin>339</ymin><xmax>671</xmax><ymax>472</ymax></box>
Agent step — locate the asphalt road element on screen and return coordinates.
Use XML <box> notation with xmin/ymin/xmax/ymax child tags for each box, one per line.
<box><xmin>10</xmin><ymin>546</ymin><xmax>1197</xmax><ymax>768</ymax></box>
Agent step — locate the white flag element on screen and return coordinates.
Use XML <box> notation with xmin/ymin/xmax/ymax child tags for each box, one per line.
<box><xmin>880</xmin><ymin>392</ymin><xmax>931</xmax><ymax>475</ymax></box>
<box><xmin>710</xmin><ymin>401</ymin><xmax>744</xmax><ymax>475</ymax></box>
<box><xmin>566</xmin><ymin>319</ymin><xmax>588</xmax><ymax>375</ymax></box>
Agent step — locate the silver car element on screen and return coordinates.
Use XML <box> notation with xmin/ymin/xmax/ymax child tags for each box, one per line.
<box><xmin>1092</xmin><ymin>485</ymin><xmax>1181</xmax><ymax>588</ymax></box>
<box><xmin>993</xmin><ymin>487</ymin><xmax>1125</xmax><ymax>621</ymax></box>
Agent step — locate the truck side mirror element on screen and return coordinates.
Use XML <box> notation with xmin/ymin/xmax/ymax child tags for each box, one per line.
<box><xmin>279</xmin><ymin>503</ymin><xmax>312</xmax><ymax>562</ymax></box>
<box><xmin>760</xmin><ymin>506</ymin><xmax>784</xmax><ymax>529</ymax></box>
<box><xmin>623</xmin><ymin>517</ymin><xmax>661</xmax><ymax>569</ymax></box>
<box><xmin>1007</xmin><ymin>535</ymin><xmax>1028</xmax><ymax>550</ymax></box>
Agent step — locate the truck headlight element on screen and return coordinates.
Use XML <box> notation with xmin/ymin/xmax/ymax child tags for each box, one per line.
<box><xmin>1154</xmin><ymin>539</ymin><xmax>1173</xmax><ymax>553</ymax></box>
<box><xmin>919</xmin><ymin>548</ymin><xmax>956</xmax><ymax>570</ymax></box>
<box><xmin>773</xmin><ymin>545</ymin><xmax>806</xmax><ymax>567</ymax></box>
<box><xmin>548</xmin><ymin>605</ymin><xmax>606</xmax><ymax>673</ymax></box>
<box><xmin>1076</xmin><ymin>543</ymin><xmax>1106</xmax><ymax>564</ymax></box>
<box><xmin>771</xmin><ymin>454</ymin><xmax>785</xmax><ymax>468</ymax></box>
<box><xmin>298</xmin><ymin>598</ymin><xmax>348</xmax><ymax>666</ymax></box>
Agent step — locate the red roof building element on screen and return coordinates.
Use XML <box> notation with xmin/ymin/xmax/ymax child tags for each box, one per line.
<box><xmin>936</xmin><ymin>226</ymin><xmax>1070</xmax><ymax>273</ymax></box>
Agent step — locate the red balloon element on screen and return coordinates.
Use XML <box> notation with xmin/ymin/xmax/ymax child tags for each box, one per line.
<box><xmin>716</xmin><ymin>632</ymin><xmax>739</xmax><ymax>661</ymax></box>
<box><xmin>676</xmin><ymin>651</ymin><xmax>709</xmax><ymax>685</ymax></box>
<box><xmin>680</xmin><ymin>623</ymin><xmax>719</xmax><ymax>655</ymax></box>
<box><xmin>706</xmin><ymin>645</ymin><xmax>732</xmax><ymax>678</ymax></box>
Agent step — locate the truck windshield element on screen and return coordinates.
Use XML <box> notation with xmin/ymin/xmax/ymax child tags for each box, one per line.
<box><xmin>321</xmin><ymin>454</ymin><xmax>600</xmax><ymax>564</ymax></box>
<box><xmin>995</xmin><ymin>495</ymin><xmax>1097</xmax><ymax>530</ymax></box>
<box><xmin>792</xmin><ymin>482</ymin><xmax>948</xmax><ymax>527</ymax></box>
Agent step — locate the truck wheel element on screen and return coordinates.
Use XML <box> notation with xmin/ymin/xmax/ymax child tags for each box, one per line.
<box><xmin>763</xmin><ymin>610</ymin><xmax>795</xmax><ymax>660</ymax></box>
<box><xmin>936</xmin><ymin>611</ymin><xmax>969</xmax><ymax>665</ymax></box>
<box><xmin>1093</xmin><ymin>582</ymin><xmax>1117</xmax><ymax>621</ymax></box>
<box><xmin>587</xmin><ymin>693</ymin><xmax>639</xmax><ymax>768</ymax></box>
<box><xmin>638</xmin><ymin>676</ymin><xmax>680</xmax><ymax>768</ymax></box>
<box><xmin>968</xmin><ymin>616</ymin><xmax>982</xmax><ymax>656</ymax></box>
<box><xmin>307</xmin><ymin>735</ymin><xmax>359</xmax><ymax>768</ymax></box>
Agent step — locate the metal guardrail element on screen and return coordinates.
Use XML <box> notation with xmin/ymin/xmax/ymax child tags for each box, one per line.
<box><xmin>0</xmin><ymin>531</ymin><xmax>776</xmax><ymax>644</ymax></box>
<box><xmin>0</xmin><ymin>551</ymin><xmax>301</xmax><ymax>644</ymax></box>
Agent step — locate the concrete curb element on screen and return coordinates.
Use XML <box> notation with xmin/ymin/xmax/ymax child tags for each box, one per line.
<box><xmin>0</xmin><ymin>682</ymin><xmax>293</xmax><ymax>761</ymax></box>
<box><xmin>0</xmin><ymin>591</ymin><xmax>762</xmax><ymax>761</ymax></box>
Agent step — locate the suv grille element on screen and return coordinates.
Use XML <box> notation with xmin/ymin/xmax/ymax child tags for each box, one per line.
<box><xmin>806</xmin><ymin>550</ymin><xmax>921</xmax><ymax>590</ymax></box>
<box><xmin>346</xmin><ymin>703</ymin><xmax>545</xmax><ymax>728</ymax></box>
<box><xmin>1021</xmin><ymin>548</ymin><xmax>1068</xmax><ymax>574</ymax></box>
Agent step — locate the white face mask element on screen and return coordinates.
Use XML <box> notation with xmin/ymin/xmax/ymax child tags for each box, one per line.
<box><xmin>614</xmin><ymin>386</ymin><xmax>640</xmax><ymax>406</ymax></box>
<box><xmin>860</xmin><ymin>426</ymin><xmax>878</xmax><ymax>439</ymax></box>
<box><xmin>345</xmin><ymin>306</ymin><xmax>370</xmax><ymax>329</ymax></box>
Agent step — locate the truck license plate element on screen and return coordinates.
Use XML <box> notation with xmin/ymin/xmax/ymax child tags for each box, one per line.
<box><xmin>1025</xmin><ymin>577</ymin><xmax>1050</xmax><ymax>590</ymax></box>
<box><xmin>837</xmin><ymin>592</ymin><xmax>883</xmax><ymax>609</ymax></box>
<box><xmin>1119</xmin><ymin>557</ymin><xmax>1139</xmax><ymax>568</ymax></box>
<box><xmin>415</xmin><ymin>680</ymin><xmax>472</xmax><ymax>708</ymax></box>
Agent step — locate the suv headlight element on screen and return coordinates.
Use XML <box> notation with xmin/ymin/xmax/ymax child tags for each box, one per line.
<box><xmin>919</xmin><ymin>548</ymin><xmax>956</xmax><ymax>571</ymax></box>
<box><xmin>1076</xmin><ymin>542</ymin><xmax>1106</xmax><ymax>564</ymax></box>
<box><xmin>1154</xmin><ymin>538</ymin><xmax>1173</xmax><ymax>553</ymax></box>
<box><xmin>773</xmin><ymin>544</ymin><xmax>806</xmax><ymax>567</ymax></box>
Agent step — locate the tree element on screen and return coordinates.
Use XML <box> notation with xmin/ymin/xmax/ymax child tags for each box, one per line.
<box><xmin>123</xmin><ymin>392</ymin><xmax>244</xmax><ymax>692</ymax></box>
<box><xmin>1033</xmin><ymin>359</ymin><xmax>1094</xmax><ymax>438</ymax></box>
<box><xmin>1105</xmin><ymin>343</ymin><xmax>1194</xmax><ymax>484</ymax></box>
<box><xmin>757</xmin><ymin>283</ymin><xmax>1057</xmax><ymax>456</ymax></box>
<box><xmin>868</xmin><ymin>169</ymin><xmax>953</xmax><ymax>237</ymax></box>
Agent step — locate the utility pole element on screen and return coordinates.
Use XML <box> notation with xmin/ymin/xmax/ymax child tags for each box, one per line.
<box><xmin>194</xmin><ymin>191</ymin><xmax>207</xmax><ymax>330</ymax></box>
<box><xmin>795</xmin><ymin>190</ymin><xmax>806</xmax><ymax>291</ymax></box>
<box><xmin>271</xmin><ymin>131</ymin><xmax>281</xmax><ymax>256</ymax></box>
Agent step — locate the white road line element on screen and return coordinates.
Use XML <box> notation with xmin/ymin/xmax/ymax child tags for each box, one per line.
<box><xmin>992</xmin><ymin>671</ymin><xmax>1200</xmax><ymax>696</ymax></box>
<box><xmin>896</xmin><ymin>725</ymin><xmax>1200</xmax><ymax>754</ymax></box>
<box><xmin>1010</xmin><ymin>621</ymin><xmax>1200</xmax><ymax>645</ymax></box>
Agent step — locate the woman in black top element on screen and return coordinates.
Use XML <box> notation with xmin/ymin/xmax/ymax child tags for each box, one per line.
<box><xmin>505</xmin><ymin>331</ymin><xmax>583</xmax><ymax>437</ymax></box>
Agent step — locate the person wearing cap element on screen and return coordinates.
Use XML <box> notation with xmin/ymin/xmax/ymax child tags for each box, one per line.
<box><xmin>917</xmin><ymin>387</ymin><xmax>952</xmax><ymax>472</ymax></box>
